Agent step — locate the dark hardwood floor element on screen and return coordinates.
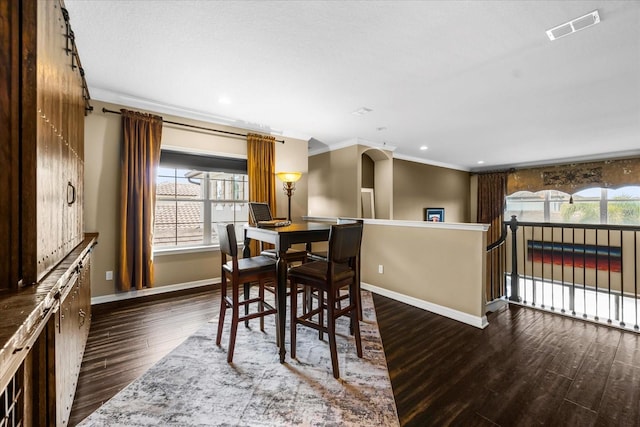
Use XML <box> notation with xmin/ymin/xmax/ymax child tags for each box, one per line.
<box><xmin>68</xmin><ymin>286</ymin><xmax>221</xmax><ymax>425</ymax></box>
<box><xmin>69</xmin><ymin>286</ymin><xmax>640</xmax><ymax>426</ymax></box>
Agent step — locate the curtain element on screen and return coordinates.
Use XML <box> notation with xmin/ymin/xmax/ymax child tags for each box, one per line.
<box><xmin>247</xmin><ymin>133</ymin><xmax>276</xmax><ymax>255</ymax></box>
<box><xmin>508</xmin><ymin>157</ymin><xmax>640</xmax><ymax>194</ymax></box>
<box><xmin>477</xmin><ymin>172</ymin><xmax>508</xmax><ymax>301</ymax></box>
<box><xmin>118</xmin><ymin>109</ymin><xmax>163</xmax><ymax>291</ymax></box>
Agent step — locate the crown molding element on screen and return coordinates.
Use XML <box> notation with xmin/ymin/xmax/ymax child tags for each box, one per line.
<box><xmin>309</xmin><ymin>137</ymin><xmax>397</xmax><ymax>157</ymax></box>
<box><xmin>90</xmin><ymin>87</ymin><xmax>312</xmax><ymax>141</ymax></box>
<box><xmin>393</xmin><ymin>153</ymin><xmax>470</xmax><ymax>172</ymax></box>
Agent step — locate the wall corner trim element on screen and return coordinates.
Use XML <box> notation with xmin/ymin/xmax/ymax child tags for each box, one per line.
<box><xmin>362</xmin><ymin>282</ymin><xmax>489</xmax><ymax>329</ymax></box>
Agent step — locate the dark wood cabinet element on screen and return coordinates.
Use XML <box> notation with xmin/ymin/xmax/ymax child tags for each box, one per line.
<box><xmin>1</xmin><ymin>0</ymin><xmax>88</xmax><ymax>291</ymax></box>
<box><xmin>0</xmin><ymin>0</ymin><xmax>22</xmax><ymax>291</ymax></box>
<box><xmin>0</xmin><ymin>236</ymin><xmax>96</xmax><ymax>426</ymax></box>
<box><xmin>0</xmin><ymin>0</ymin><xmax>93</xmax><ymax>425</ymax></box>
<box><xmin>49</xmin><ymin>247</ymin><xmax>93</xmax><ymax>426</ymax></box>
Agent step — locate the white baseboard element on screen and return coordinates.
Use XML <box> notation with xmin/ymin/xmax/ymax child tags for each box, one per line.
<box><xmin>92</xmin><ymin>279</ymin><xmax>488</xmax><ymax>329</ymax></box>
<box><xmin>361</xmin><ymin>283</ymin><xmax>489</xmax><ymax>329</ymax></box>
<box><xmin>486</xmin><ymin>298</ymin><xmax>508</xmax><ymax>313</ymax></box>
<box><xmin>91</xmin><ymin>278</ymin><xmax>220</xmax><ymax>305</ymax></box>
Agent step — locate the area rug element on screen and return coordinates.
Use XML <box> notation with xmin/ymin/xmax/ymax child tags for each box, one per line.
<box><xmin>78</xmin><ymin>290</ymin><xmax>399</xmax><ymax>426</ymax></box>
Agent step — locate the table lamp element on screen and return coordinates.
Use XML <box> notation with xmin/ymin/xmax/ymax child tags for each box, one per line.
<box><xmin>276</xmin><ymin>172</ymin><xmax>302</xmax><ymax>221</ymax></box>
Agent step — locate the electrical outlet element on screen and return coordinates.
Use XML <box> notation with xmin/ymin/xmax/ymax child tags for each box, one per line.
<box><xmin>378</xmin><ymin>264</ymin><xmax>384</xmax><ymax>274</ymax></box>
<box><xmin>106</xmin><ymin>271</ymin><xmax>113</xmax><ymax>281</ymax></box>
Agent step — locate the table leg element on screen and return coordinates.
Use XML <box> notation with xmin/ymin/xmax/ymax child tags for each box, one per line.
<box><xmin>242</xmin><ymin>233</ymin><xmax>251</xmax><ymax>258</ymax></box>
<box><xmin>243</xmin><ymin>232</ymin><xmax>251</xmax><ymax>326</ymax></box>
<box><xmin>276</xmin><ymin>255</ymin><xmax>287</xmax><ymax>363</ymax></box>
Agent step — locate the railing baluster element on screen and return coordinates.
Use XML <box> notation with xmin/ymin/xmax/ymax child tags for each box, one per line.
<box><xmin>522</xmin><ymin>223</ymin><xmax>527</xmax><ymax>304</ymax></box>
<box><xmin>595</xmin><ymin>229</ymin><xmax>599</xmax><ymax>321</ymax></box>
<box><xmin>633</xmin><ymin>231</ymin><xmax>640</xmax><ymax>331</ymax></box>
<box><xmin>549</xmin><ymin>227</ymin><xmax>556</xmax><ymax>311</ymax></box>
<box><xmin>509</xmin><ymin>215</ymin><xmax>520</xmax><ymax>302</ymax></box>
<box><xmin>561</xmin><ymin>227</ymin><xmax>565</xmax><ymax>313</ymax></box>
<box><xmin>541</xmin><ymin>226</ymin><xmax>545</xmax><ymax>308</ymax></box>
<box><xmin>570</xmin><ymin>226</ymin><xmax>576</xmax><ymax>315</ymax></box>
<box><xmin>620</xmin><ymin>230</ymin><xmax>624</xmax><ymax>327</ymax></box>
<box><xmin>607</xmin><ymin>229</ymin><xmax>612</xmax><ymax>324</ymax></box>
<box><xmin>528</xmin><ymin>225</ymin><xmax>533</xmax><ymax>305</ymax></box>
<box><xmin>583</xmin><ymin>228</ymin><xmax>587</xmax><ymax>319</ymax></box>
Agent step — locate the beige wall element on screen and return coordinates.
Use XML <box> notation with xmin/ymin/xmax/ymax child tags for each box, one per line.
<box><xmin>372</xmin><ymin>154</ymin><xmax>393</xmax><ymax>219</ymax></box>
<box><xmin>309</xmin><ymin>144</ymin><xmax>396</xmax><ymax>219</ymax></box>
<box><xmin>361</xmin><ymin>153</ymin><xmax>374</xmax><ymax>188</ymax></box>
<box><xmin>308</xmin><ymin>145</ymin><xmax>360</xmax><ymax>217</ymax></box>
<box><xmin>84</xmin><ymin>100</ymin><xmax>308</xmax><ymax>297</ymax></box>
<box><xmin>392</xmin><ymin>159</ymin><xmax>470</xmax><ymax>222</ymax></box>
<box><xmin>469</xmin><ymin>174</ymin><xmax>478</xmax><ymax>223</ymax></box>
<box><xmin>361</xmin><ymin>221</ymin><xmax>487</xmax><ymax>321</ymax></box>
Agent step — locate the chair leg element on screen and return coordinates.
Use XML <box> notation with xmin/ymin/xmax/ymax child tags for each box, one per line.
<box><xmin>227</xmin><ymin>278</ymin><xmax>244</xmax><ymax>363</ymax></box>
<box><xmin>318</xmin><ymin>290</ymin><xmax>325</xmax><ymax>340</ymax></box>
<box><xmin>351</xmin><ymin>282</ymin><xmax>363</xmax><ymax>358</ymax></box>
<box><xmin>290</xmin><ymin>281</ymin><xmax>298</xmax><ymax>359</ymax></box>
<box><xmin>228</xmin><ymin>302</ymin><xmax>239</xmax><ymax>363</ymax></box>
<box><xmin>244</xmin><ymin>282</ymin><xmax>250</xmax><ymax>327</ymax></box>
<box><xmin>259</xmin><ymin>280</ymin><xmax>265</xmax><ymax>332</ymax></box>
<box><xmin>327</xmin><ymin>290</ymin><xmax>339</xmax><ymax>379</ymax></box>
<box><xmin>356</xmin><ymin>282</ymin><xmax>363</xmax><ymax>321</ymax></box>
<box><xmin>216</xmin><ymin>275</ymin><xmax>227</xmax><ymax>346</ymax></box>
<box><xmin>303</xmin><ymin>287</ymin><xmax>311</xmax><ymax>314</ymax></box>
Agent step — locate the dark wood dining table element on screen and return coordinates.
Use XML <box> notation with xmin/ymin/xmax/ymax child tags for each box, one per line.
<box><xmin>243</xmin><ymin>221</ymin><xmax>331</xmax><ymax>363</ymax></box>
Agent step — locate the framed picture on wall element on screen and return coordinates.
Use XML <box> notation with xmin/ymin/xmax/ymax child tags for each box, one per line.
<box><xmin>424</xmin><ymin>208</ymin><xmax>444</xmax><ymax>222</ymax></box>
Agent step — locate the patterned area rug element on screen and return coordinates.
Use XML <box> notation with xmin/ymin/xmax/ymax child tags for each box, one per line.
<box><xmin>79</xmin><ymin>290</ymin><xmax>399</xmax><ymax>426</ymax></box>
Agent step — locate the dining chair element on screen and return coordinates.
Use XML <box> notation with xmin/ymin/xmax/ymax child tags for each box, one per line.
<box><xmin>307</xmin><ymin>218</ymin><xmax>363</xmax><ymax>320</ymax></box>
<box><xmin>216</xmin><ymin>223</ymin><xmax>278</xmax><ymax>363</ymax></box>
<box><xmin>288</xmin><ymin>222</ymin><xmax>364</xmax><ymax>379</ymax></box>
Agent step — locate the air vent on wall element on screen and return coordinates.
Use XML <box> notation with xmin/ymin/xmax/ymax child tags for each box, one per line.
<box><xmin>546</xmin><ymin>10</ymin><xmax>600</xmax><ymax>41</ymax></box>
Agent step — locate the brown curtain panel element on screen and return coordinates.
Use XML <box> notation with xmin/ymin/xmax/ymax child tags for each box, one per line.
<box><xmin>247</xmin><ymin>133</ymin><xmax>277</xmax><ymax>255</ymax></box>
<box><xmin>118</xmin><ymin>109</ymin><xmax>163</xmax><ymax>291</ymax></box>
<box><xmin>477</xmin><ymin>172</ymin><xmax>508</xmax><ymax>301</ymax></box>
<box><xmin>507</xmin><ymin>157</ymin><xmax>640</xmax><ymax>194</ymax></box>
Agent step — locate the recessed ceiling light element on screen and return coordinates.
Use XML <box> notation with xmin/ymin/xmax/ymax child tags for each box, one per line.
<box><xmin>477</xmin><ymin>160</ymin><xmax>485</xmax><ymax>164</ymax></box>
<box><xmin>420</xmin><ymin>146</ymin><xmax>428</xmax><ymax>151</ymax></box>
<box><xmin>218</xmin><ymin>97</ymin><xmax>231</xmax><ymax>105</ymax></box>
<box><xmin>546</xmin><ymin>10</ymin><xmax>600</xmax><ymax>41</ymax></box>
<box><xmin>352</xmin><ymin>107</ymin><xmax>372</xmax><ymax>116</ymax></box>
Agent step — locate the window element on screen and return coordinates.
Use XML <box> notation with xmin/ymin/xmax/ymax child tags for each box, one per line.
<box><xmin>154</xmin><ymin>151</ymin><xmax>248</xmax><ymax>249</ymax></box>
<box><xmin>505</xmin><ymin>186</ymin><xmax>640</xmax><ymax>225</ymax></box>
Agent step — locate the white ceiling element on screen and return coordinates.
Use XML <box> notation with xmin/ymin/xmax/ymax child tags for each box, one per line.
<box><xmin>64</xmin><ymin>0</ymin><xmax>640</xmax><ymax>172</ymax></box>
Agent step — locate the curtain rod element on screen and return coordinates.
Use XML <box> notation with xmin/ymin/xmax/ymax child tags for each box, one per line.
<box><xmin>100</xmin><ymin>107</ymin><xmax>285</xmax><ymax>143</ymax></box>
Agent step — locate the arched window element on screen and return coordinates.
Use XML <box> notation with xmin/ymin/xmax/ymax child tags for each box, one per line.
<box><xmin>505</xmin><ymin>186</ymin><xmax>640</xmax><ymax>225</ymax></box>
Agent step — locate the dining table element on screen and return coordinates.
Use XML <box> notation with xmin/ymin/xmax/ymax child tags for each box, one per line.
<box><xmin>243</xmin><ymin>221</ymin><xmax>331</xmax><ymax>363</ymax></box>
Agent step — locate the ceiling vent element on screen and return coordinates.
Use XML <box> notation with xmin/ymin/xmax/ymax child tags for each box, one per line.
<box><xmin>352</xmin><ymin>107</ymin><xmax>372</xmax><ymax>116</ymax></box>
<box><xmin>546</xmin><ymin>10</ymin><xmax>600</xmax><ymax>41</ymax></box>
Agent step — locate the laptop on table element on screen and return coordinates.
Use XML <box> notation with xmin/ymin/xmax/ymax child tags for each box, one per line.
<box><xmin>248</xmin><ymin>202</ymin><xmax>291</xmax><ymax>228</ymax></box>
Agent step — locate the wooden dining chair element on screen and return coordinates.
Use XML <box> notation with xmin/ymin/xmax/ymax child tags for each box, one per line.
<box><xmin>288</xmin><ymin>222</ymin><xmax>364</xmax><ymax>379</ymax></box>
<box><xmin>307</xmin><ymin>218</ymin><xmax>363</xmax><ymax>320</ymax></box>
<box><xmin>216</xmin><ymin>223</ymin><xmax>278</xmax><ymax>363</ymax></box>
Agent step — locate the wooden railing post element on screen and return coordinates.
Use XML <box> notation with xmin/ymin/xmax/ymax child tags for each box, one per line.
<box><xmin>509</xmin><ymin>215</ymin><xmax>521</xmax><ymax>302</ymax></box>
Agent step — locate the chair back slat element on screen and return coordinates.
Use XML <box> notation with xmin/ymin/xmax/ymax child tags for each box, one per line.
<box><xmin>217</xmin><ymin>223</ymin><xmax>238</xmax><ymax>258</ymax></box>
<box><xmin>328</xmin><ymin>223</ymin><xmax>363</xmax><ymax>264</ymax></box>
